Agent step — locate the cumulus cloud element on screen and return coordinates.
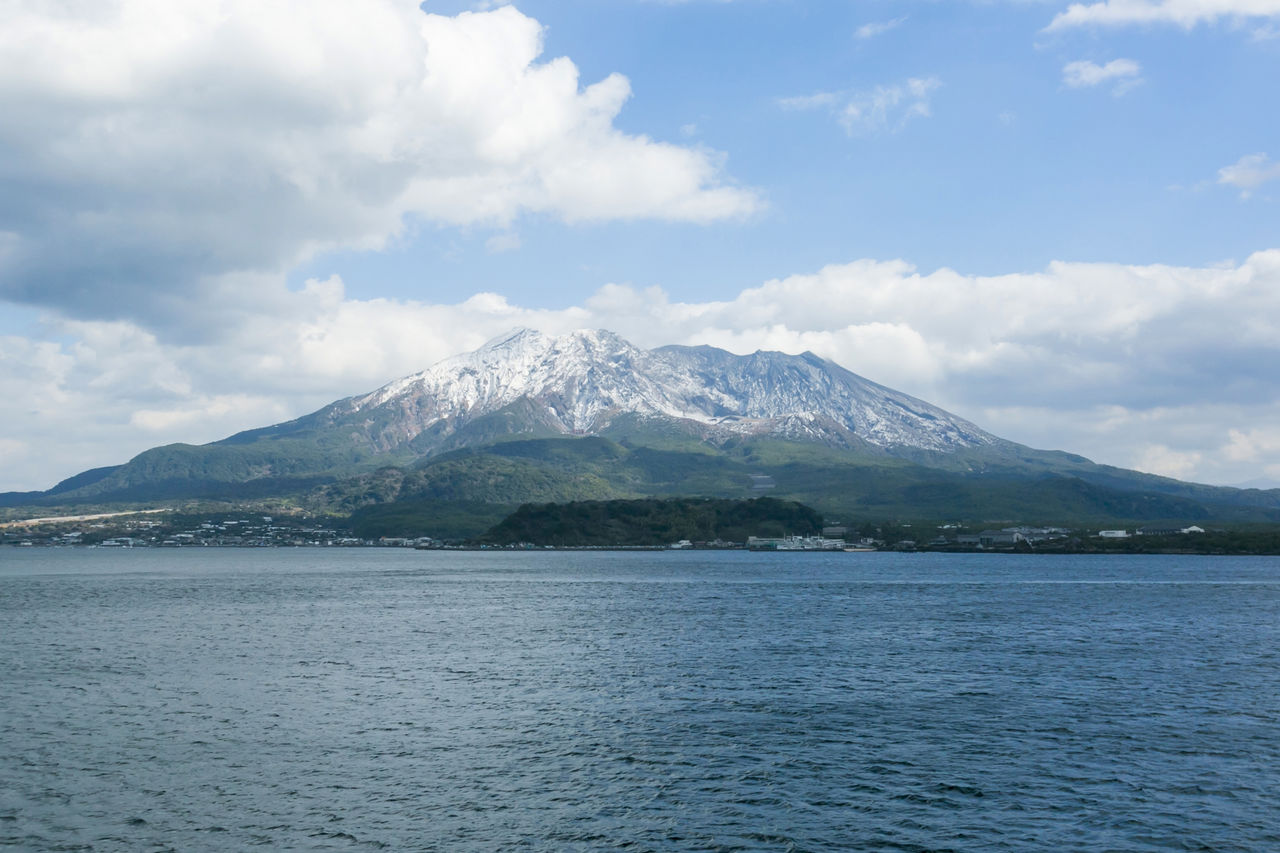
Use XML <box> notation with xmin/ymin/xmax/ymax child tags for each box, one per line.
<box><xmin>1218</xmin><ymin>152</ymin><xmax>1280</xmax><ymax>198</ymax></box>
<box><xmin>6</xmin><ymin>251</ymin><xmax>1280</xmax><ymax>490</ymax></box>
<box><xmin>1047</xmin><ymin>0</ymin><xmax>1280</xmax><ymax>30</ymax></box>
<box><xmin>0</xmin><ymin>2</ymin><xmax>759</xmax><ymax>331</ymax></box>
<box><xmin>1062</xmin><ymin>58</ymin><xmax>1144</xmax><ymax>94</ymax></box>
<box><xmin>779</xmin><ymin>77</ymin><xmax>941</xmax><ymax>136</ymax></box>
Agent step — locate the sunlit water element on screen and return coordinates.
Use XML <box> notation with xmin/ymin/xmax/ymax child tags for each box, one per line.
<box><xmin>2</xmin><ymin>549</ymin><xmax>1278</xmax><ymax>851</ymax></box>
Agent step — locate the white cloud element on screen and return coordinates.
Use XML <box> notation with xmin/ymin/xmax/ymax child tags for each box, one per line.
<box><xmin>842</xmin><ymin>78</ymin><xmax>941</xmax><ymax>134</ymax></box>
<box><xmin>855</xmin><ymin>17</ymin><xmax>907</xmax><ymax>40</ymax></box>
<box><xmin>975</xmin><ymin>402</ymin><xmax>1280</xmax><ymax>485</ymax></box>
<box><xmin>0</xmin><ymin>2</ymin><xmax>760</xmax><ymax>329</ymax></box>
<box><xmin>1048</xmin><ymin>0</ymin><xmax>1280</xmax><ymax>30</ymax></box>
<box><xmin>1217</xmin><ymin>152</ymin><xmax>1280</xmax><ymax>198</ymax></box>
<box><xmin>0</xmin><ymin>439</ymin><xmax>30</xmax><ymax>469</ymax></box>
<box><xmin>1223</xmin><ymin>425</ymin><xmax>1280</xmax><ymax>463</ymax></box>
<box><xmin>1134</xmin><ymin>444</ymin><xmax>1203</xmax><ymax>480</ymax></box>
<box><xmin>780</xmin><ymin>77</ymin><xmax>941</xmax><ymax>136</ymax></box>
<box><xmin>777</xmin><ymin>92</ymin><xmax>840</xmax><ymax>111</ymax></box>
<box><xmin>1062</xmin><ymin>58</ymin><xmax>1144</xmax><ymax>94</ymax></box>
<box><xmin>6</xmin><ymin>251</ymin><xmax>1280</xmax><ymax>491</ymax></box>
<box><xmin>485</xmin><ymin>232</ymin><xmax>523</xmax><ymax>254</ymax></box>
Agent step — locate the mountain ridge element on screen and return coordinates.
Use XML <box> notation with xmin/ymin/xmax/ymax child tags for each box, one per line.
<box><xmin>4</xmin><ymin>328</ymin><xmax>1278</xmax><ymax>523</ymax></box>
<box><xmin>282</xmin><ymin>327</ymin><xmax>999</xmax><ymax>456</ymax></box>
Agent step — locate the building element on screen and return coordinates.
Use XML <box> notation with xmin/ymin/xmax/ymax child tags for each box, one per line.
<box><xmin>957</xmin><ymin>529</ymin><xmax>1027</xmax><ymax>548</ymax></box>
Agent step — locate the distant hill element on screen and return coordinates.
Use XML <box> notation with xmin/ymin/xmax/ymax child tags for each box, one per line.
<box><xmin>5</xmin><ymin>328</ymin><xmax>1279</xmax><ymax>526</ymax></box>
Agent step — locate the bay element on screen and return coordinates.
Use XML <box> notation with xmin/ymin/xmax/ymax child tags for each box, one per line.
<box><xmin>2</xmin><ymin>549</ymin><xmax>1278</xmax><ymax>851</ymax></box>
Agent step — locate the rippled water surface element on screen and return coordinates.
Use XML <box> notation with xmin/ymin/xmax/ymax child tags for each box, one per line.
<box><xmin>2</xmin><ymin>549</ymin><xmax>1279</xmax><ymax>851</ymax></box>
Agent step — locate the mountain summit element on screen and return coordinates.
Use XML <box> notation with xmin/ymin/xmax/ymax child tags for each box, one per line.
<box><xmin>318</xmin><ymin>327</ymin><xmax>995</xmax><ymax>455</ymax></box>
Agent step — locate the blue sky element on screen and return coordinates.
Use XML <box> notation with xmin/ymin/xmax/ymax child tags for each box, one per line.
<box><xmin>1</xmin><ymin>0</ymin><xmax>1279</xmax><ymax>491</ymax></box>
<box><xmin>289</xmin><ymin>0</ymin><xmax>1280</xmax><ymax>307</ymax></box>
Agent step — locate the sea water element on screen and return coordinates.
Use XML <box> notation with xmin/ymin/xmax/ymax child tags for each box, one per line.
<box><xmin>2</xmin><ymin>548</ymin><xmax>1278</xmax><ymax>851</ymax></box>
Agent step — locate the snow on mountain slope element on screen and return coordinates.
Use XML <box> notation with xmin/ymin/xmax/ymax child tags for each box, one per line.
<box><xmin>335</xmin><ymin>328</ymin><xmax>995</xmax><ymax>453</ymax></box>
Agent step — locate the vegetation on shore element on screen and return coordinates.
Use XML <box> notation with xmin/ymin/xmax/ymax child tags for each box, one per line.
<box><xmin>1060</xmin><ymin>526</ymin><xmax>1280</xmax><ymax>556</ymax></box>
<box><xmin>477</xmin><ymin>497</ymin><xmax>824</xmax><ymax>547</ymax></box>
<box><xmin>4</xmin><ymin>497</ymin><xmax>1280</xmax><ymax>553</ymax></box>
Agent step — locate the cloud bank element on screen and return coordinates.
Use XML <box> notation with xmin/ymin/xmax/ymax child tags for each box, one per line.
<box><xmin>0</xmin><ymin>1</ymin><xmax>759</xmax><ymax>331</ymax></box>
<box><xmin>5</xmin><ymin>252</ymin><xmax>1280</xmax><ymax>491</ymax></box>
<box><xmin>1048</xmin><ymin>0</ymin><xmax>1280</xmax><ymax>30</ymax></box>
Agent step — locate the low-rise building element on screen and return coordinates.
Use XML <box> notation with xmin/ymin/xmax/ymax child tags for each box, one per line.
<box><xmin>957</xmin><ymin>529</ymin><xmax>1026</xmax><ymax>548</ymax></box>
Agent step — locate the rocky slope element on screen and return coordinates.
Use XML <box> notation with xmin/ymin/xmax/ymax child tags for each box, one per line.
<box><xmin>294</xmin><ymin>327</ymin><xmax>997</xmax><ymax>456</ymax></box>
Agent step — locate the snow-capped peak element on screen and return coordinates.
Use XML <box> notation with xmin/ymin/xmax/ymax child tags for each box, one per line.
<box><xmin>346</xmin><ymin>328</ymin><xmax>995</xmax><ymax>453</ymax></box>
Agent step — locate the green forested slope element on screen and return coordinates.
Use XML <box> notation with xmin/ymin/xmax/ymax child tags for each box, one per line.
<box><xmin>479</xmin><ymin>497</ymin><xmax>823</xmax><ymax>546</ymax></box>
<box><xmin>304</xmin><ymin>435</ymin><xmax>1280</xmax><ymax>538</ymax></box>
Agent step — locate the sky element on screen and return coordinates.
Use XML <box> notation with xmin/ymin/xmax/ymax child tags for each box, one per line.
<box><xmin>2</xmin><ymin>0</ymin><xmax>1279</xmax><ymax>492</ymax></box>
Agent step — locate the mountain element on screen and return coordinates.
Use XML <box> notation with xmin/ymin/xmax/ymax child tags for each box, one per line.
<box><xmin>5</xmin><ymin>328</ymin><xmax>1280</xmax><ymax>524</ymax></box>
<box><xmin>318</xmin><ymin>326</ymin><xmax>996</xmax><ymax>454</ymax></box>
